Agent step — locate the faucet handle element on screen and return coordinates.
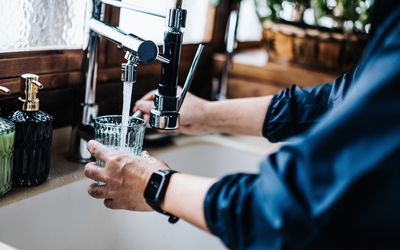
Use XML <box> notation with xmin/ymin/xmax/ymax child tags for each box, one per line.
<box><xmin>0</xmin><ymin>86</ymin><xmax>11</xmax><ymax>95</ymax></box>
<box><xmin>178</xmin><ymin>44</ymin><xmax>205</xmax><ymax>111</ymax></box>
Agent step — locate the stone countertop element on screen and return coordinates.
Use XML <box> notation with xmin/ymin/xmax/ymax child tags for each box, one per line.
<box><xmin>0</xmin><ymin>127</ymin><xmax>85</xmax><ymax>207</ymax></box>
<box><xmin>0</xmin><ymin>127</ymin><xmax>280</xmax><ymax>208</ymax></box>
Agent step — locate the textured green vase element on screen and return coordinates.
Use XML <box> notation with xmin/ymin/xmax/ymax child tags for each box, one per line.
<box><xmin>0</xmin><ymin>118</ymin><xmax>15</xmax><ymax>196</ymax></box>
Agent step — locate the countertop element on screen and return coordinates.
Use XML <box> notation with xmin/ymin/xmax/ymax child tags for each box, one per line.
<box><xmin>0</xmin><ymin>127</ymin><xmax>280</xmax><ymax>208</ymax></box>
<box><xmin>0</xmin><ymin>127</ymin><xmax>85</xmax><ymax>207</ymax></box>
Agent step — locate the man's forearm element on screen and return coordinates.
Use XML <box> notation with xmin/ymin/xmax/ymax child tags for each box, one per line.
<box><xmin>161</xmin><ymin>173</ymin><xmax>217</xmax><ymax>232</ymax></box>
<box><xmin>204</xmin><ymin>96</ymin><xmax>272</xmax><ymax>136</ymax></box>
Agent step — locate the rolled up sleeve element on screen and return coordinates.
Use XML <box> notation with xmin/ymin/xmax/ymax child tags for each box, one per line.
<box><xmin>263</xmin><ymin>71</ymin><xmax>357</xmax><ymax>142</ymax></box>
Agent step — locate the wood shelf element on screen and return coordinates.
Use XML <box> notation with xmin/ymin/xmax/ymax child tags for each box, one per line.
<box><xmin>213</xmin><ymin>48</ymin><xmax>339</xmax><ymax>98</ymax></box>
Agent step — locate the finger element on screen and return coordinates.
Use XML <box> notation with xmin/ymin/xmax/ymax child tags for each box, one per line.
<box><xmin>141</xmin><ymin>89</ymin><xmax>157</xmax><ymax>101</ymax></box>
<box><xmin>87</xmin><ymin>140</ymin><xmax>112</xmax><ymax>163</ymax></box>
<box><xmin>143</xmin><ymin>114</ymin><xmax>150</xmax><ymax>123</ymax></box>
<box><xmin>104</xmin><ymin>199</ymin><xmax>125</xmax><ymax>210</ymax></box>
<box><xmin>88</xmin><ymin>183</ymin><xmax>110</xmax><ymax>199</ymax></box>
<box><xmin>177</xmin><ymin>85</ymin><xmax>182</xmax><ymax>94</ymax></box>
<box><xmin>134</xmin><ymin>100</ymin><xmax>153</xmax><ymax>113</ymax></box>
<box><xmin>85</xmin><ymin>162</ymin><xmax>109</xmax><ymax>183</ymax></box>
<box><xmin>133</xmin><ymin>105</ymin><xmax>142</xmax><ymax>113</ymax></box>
<box><xmin>104</xmin><ymin>199</ymin><xmax>114</xmax><ymax>209</ymax></box>
<box><xmin>104</xmin><ymin>199</ymin><xmax>126</xmax><ymax>209</ymax></box>
<box><xmin>158</xmin><ymin>129</ymin><xmax>177</xmax><ymax>135</ymax></box>
<box><xmin>141</xmin><ymin>151</ymin><xmax>151</xmax><ymax>158</ymax></box>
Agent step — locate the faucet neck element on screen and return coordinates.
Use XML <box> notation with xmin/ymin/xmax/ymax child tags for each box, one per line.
<box><xmin>174</xmin><ymin>0</ymin><xmax>183</xmax><ymax>9</ymax></box>
<box><xmin>159</xmin><ymin>7</ymin><xmax>187</xmax><ymax>96</ymax></box>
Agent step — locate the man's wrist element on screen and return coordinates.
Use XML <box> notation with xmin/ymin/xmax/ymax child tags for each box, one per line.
<box><xmin>201</xmin><ymin>101</ymin><xmax>217</xmax><ymax>134</ymax></box>
<box><xmin>160</xmin><ymin>172</ymin><xmax>178</xmax><ymax>212</ymax></box>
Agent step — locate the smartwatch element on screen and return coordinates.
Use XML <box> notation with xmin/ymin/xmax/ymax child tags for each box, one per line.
<box><xmin>144</xmin><ymin>169</ymin><xmax>180</xmax><ymax>224</ymax></box>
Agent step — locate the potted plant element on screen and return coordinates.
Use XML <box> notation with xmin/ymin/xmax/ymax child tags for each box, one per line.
<box><xmin>254</xmin><ymin>0</ymin><xmax>373</xmax><ymax>71</ymax></box>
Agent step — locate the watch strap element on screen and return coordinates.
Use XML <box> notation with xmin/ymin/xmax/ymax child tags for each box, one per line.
<box><xmin>145</xmin><ymin>169</ymin><xmax>180</xmax><ymax>224</ymax></box>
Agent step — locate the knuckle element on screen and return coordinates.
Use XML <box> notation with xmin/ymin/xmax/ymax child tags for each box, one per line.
<box><xmin>127</xmin><ymin>204</ymin><xmax>137</xmax><ymax>211</ymax></box>
<box><xmin>104</xmin><ymin>200</ymin><xmax>111</xmax><ymax>208</ymax></box>
<box><xmin>103</xmin><ymin>175</ymin><xmax>113</xmax><ymax>184</ymax></box>
<box><xmin>89</xmin><ymin>187</ymin><xmax>101</xmax><ymax>197</ymax></box>
<box><xmin>91</xmin><ymin>146</ymin><xmax>99</xmax><ymax>156</ymax></box>
<box><xmin>104</xmin><ymin>199</ymin><xmax>116</xmax><ymax>209</ymax></box>
<box><xmin>103</xmin><ymin>174</ymin><xmax>119</xmax><ymax>185</ymax></box>
<box><xmin>106</xmin><ymin>154</ymin><xmax>124</xmax><ymax>166</ymax></box>
<box><xmin>107</xmin><ymin>190</ymin><xmax>116</xmax><ymax>197</ymax></box>
<box><xmin>115</xmin><ymin>156</ymin><xmax>127</xmax><ymax>166</ymax></box>
<box><xmin>124</xmin><ymin>157</ymin><xmax>136</xmax><ymax>167</ymax></box>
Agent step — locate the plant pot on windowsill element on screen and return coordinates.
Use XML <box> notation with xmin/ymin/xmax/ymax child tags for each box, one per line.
<box><xmin>262</xmin><ymin>20</ymin><xmax>368</xmax><ymax>72</ymax></box>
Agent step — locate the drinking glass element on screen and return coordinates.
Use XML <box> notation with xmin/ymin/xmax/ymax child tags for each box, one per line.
<box><xmin>94</xmin><ymin>115</ymin><xmax>146</xmax><ymax>184</ymax></box>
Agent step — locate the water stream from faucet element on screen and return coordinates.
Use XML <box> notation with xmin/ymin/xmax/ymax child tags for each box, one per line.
<box><xmin>121</xmin><ymin>81</ymin><xmax>133</xmax><ymax>147</ymax></box>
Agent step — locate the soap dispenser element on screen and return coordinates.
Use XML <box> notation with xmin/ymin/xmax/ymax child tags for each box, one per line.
<box><xmin>10</xmin><ymin>74</ymin><xmax>53</xmax><ymax>187</ymax></box>
<box><xmin>0</xmin><ymin>86</ymin><xmax>15</xmax><ymax>196</ymax></box>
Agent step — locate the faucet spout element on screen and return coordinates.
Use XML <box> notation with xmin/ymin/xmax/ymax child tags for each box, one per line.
<box><xmin>88</xmin><ymin>19</ymin><xmax>160</xmax><ymax>64</ymax></box>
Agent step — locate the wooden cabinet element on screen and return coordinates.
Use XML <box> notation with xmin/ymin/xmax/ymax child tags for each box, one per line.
<box><xmin>213</xmin><ymin>48</ymin><xmax>339</xmax><ymax>98</ymax></box>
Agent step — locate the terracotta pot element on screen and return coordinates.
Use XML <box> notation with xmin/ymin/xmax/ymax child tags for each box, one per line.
<box><xmin>262</xmin><ymin>21</ymin><xmax>368</xmax><ymax>71</ymax></box>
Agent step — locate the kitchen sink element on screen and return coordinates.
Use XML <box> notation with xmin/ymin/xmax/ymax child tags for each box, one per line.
<box><xmin>0</xmin><ymin>135</ymin><xmax>278</xmax><ymax>250</ymax></box>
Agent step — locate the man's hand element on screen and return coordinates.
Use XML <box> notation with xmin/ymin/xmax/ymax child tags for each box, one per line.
<box><xmin>133</xmin><ymin>88</ymin><xmax>211</xmax><ymax>135</ymax></box>
<box><xmin>84</xmin><ymin>140</ymin><xmax>168</xmax><ymax>211</ymax></box>
<box><xmin>134</xmin><ymin>89</ymin><xmax>272</xmax><ymax>137</ymax></box>
<box><xmin>85</xmin><ymin>141</ymin><xmax>216</xmax><ymax>232</ymax></box>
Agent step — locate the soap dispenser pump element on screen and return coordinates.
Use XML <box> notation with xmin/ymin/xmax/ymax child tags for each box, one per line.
<box><xmin>10</xmin><ymin>74</ymin><xmax>53</xmax><ymax>187</ymax></box>
<box><xmin>0</xmin><ymin>86</ymin><xmax>15</xmax><ymax>197</ymax></box>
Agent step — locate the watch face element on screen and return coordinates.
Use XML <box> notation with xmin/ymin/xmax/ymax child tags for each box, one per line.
<box><xmin>144</xmin><ymin>173</ymin><xmax>163</xmax><ymax>200</ymax></box>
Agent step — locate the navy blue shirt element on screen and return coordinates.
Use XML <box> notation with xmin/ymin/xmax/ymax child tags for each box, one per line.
<box><xmin>204</xmin><ymin>2</ymin><xmax>400</xmax><ymax>250</ymax></box>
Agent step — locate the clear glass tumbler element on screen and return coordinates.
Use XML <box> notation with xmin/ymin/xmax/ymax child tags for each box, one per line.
<box><xmin>94</xmin><ymin>115</ymin><xmax>146</xmax><ymax>184</ymax></box>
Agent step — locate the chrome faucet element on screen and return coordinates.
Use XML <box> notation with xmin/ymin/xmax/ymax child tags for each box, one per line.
<box><xmin>69</xmin><ymin>0</ymin><xmax>204</xmax><ymax>163</ymax></box>
<box><xmin>212</xmin><ymin>2</ymin><xmax>241</xmax><ymax>100</ymax></box>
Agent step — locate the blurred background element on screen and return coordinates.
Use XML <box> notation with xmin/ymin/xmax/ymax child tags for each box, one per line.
<box><xmin>0</xmin><ymin>0</ymin><xmax>372</xmax><ymax>128</ymax></box>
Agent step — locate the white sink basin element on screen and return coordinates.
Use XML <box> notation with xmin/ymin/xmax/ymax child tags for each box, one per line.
<box><xmin>0</xmin><ymin>135</ymin><xmax>277</xmax><ymax>250</ymax></box>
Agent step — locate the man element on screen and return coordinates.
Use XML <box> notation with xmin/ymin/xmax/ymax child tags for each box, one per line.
<box><xmin>84</xmin><ymin>1</ymin><xmax>400</xmax><ymax>249</ymax></box>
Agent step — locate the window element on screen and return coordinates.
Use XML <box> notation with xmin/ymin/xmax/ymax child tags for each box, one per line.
<box><xmin>237</xmin><ymin>0</ymin><xmax>262</xmax><ymax>42</ymax></box>
<box><xmin>0</xmin><ymin>0</ymin><xmax>89</xmax><ymax>52</ymax></box>
<box><xmin>119</xmin><ymin>0</ymin><xmax>212</xmax><ymax>45</ymax></box>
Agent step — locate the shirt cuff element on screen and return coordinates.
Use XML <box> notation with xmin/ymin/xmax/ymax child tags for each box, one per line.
<box><xmin>262</xmin><ymin>90</ymin><xmax>295</xmax><ymax>143</ymax></box>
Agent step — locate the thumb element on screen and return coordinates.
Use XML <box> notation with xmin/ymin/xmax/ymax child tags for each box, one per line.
<box><xmin>133</xmin><ymin>100</ymin><xmax>153</xmax><ymax>113</ymax></box>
